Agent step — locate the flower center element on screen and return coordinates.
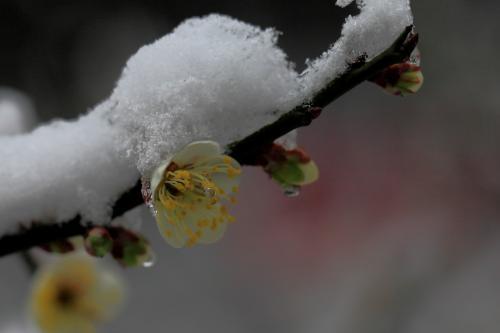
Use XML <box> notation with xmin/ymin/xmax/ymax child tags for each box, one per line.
<box><xmin>165</xmin><ymin>182</ymin><xmax>182</xmax><ymax>197</ymax></box>
<box><xmin>158</xmin><ymin>169</ymin><xmax>218</xmax><ymax>208</ymax></box>
<box><xmin>55</xmin><ymin>285</ymin><xmax>77</xmax><ymax>308</ymax></box>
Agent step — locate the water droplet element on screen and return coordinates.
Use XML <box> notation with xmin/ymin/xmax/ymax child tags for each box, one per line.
<box><xmin>141</xmin><ymin>250</ymin><xmax>156</xmax><ymax>268</ymax></box>
<box><xmin>283</xmin><ymin>185</ymin><xmax>301</xmax><ymax>197</ymax></box>
<box><xmin>409</xmin><ymin>48</ymin><xmax>421</xmax><ymax>66</ymax></box>
<box><xmin>149</xmin><ymin>206</ymin><xmax>158</xmax><ymax>217</ymax></box>
<box><xmin>204</xmin><ymin>187</ymin><xmax>216</xmax><ymax>198</ymax></box>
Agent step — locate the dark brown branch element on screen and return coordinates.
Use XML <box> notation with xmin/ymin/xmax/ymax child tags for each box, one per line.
<box><xmin>228</xmin><ymin>25</ymin><xmax>418</xmax><ymax>164</ymax></box>
<box><xmin>1</xmin><ymin>217</ymin><xmax>86</xmax><ymax>256</ymax></box>
<box><xmin>0</xmin><ymin>26</ymin><xmax>417</xmax><ymax>258</ymax></box>
<box><xmin>111</xmin><ymin>181</ymin><xmax>143</xmax><ymax>220</ymax></box>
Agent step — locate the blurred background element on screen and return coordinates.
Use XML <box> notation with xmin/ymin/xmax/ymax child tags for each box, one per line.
<box><xmin>2</xmin><ymin>0</ymin><xmax>500</xmax><ymax>332</ymax></box>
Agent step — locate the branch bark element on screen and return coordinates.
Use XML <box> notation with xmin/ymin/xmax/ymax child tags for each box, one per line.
<box><xmin>0</xmin><ymin>26</ymin><xmax>417</xmax><ymax>258</ymax></box>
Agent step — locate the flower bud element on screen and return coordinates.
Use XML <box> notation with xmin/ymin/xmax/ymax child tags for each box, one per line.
<box><xmin>264</xmin><ymin>144</ymin><xmax>319</xmax><ymax>188</ymax></box>
<box><xmin>370</xmin><ymin>63</ymin><xmax>423</xmax><ymax>96</ymax></box>
<box><xmin>84</xmin><ymin>227</ymin><xmax>113</xmax><ymax>258</ymax></box>
<box><xmin>110</xmin><ymin>228</ymin><xmax>153</xmax><ymax>267</ymax></box>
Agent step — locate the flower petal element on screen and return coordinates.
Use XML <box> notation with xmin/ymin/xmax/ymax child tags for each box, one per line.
<box><xmin>209</xmin><ymin>172</ymin><xmax>240</xmax><ymax>199</ymax></box>
<box><xmin>155</xmin><ymin>205</ymin><xmax>187</xmax><ymax>248</ymax></box>
<box><xmin>172</xmin><ymin>141</ymin><xmax>221</xmax><ymax>167</ymax></box>
<box><xmin>183</xmin><ymin>203</ymin><xmax>229</xmax><ymax>245</ymax></box>
<box><xmin>150</xmin><ymin>160</ymin><xmax>169</xmax><ymax>197</ymax></box>
<box><xmin>192</xmin><ymin>155</ymin><xmax>241</xmax><ymax>194</ymax></box>
<box><xmin>43</xmin><ymin>313</ymin><xmax>95</xmax><ymax>333</ymax></box>
<box><xmin>296</xmin><ymin>160</ymin><xmax>319</xmax><ymax>185</ymax></box>
<box><xmin>84</xmin><ymin>271</ymin><xmax>125</xmax><ymax>320</ymax></box>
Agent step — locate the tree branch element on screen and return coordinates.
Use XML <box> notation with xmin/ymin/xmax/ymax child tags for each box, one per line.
<box><xmin>228</xmin><ymin>25</ymin><xmax>418</xmax><ymax>164</ymax></box>
<box><xmin>0</xmin><ymin>26</ymin><xmax>417</xmax><ymax>258</ymax></box>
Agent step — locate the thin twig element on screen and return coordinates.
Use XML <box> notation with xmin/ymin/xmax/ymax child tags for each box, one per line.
<box><xmin>0</xmin><ymin>26</ymin><xmax>417</xmax><ymax>258</ymax></box>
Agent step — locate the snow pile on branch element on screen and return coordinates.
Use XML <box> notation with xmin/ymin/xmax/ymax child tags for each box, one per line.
<box><xmin>0</xmin><ymin>15</ymin><xmax>300</xmax><ymax>230</ymax></box>
<box><xmin>105</xmin><ymin>14</ymin><xmax>302</xmax><ymax>175</ymax></box>
<box><xmin>300</xmin><ymin>0</ymin><xmax>413</xmax><ymax>98</ymax></box>
<box><xmin>0</xmin><ymin>102</ymin><xmax>139</xmax><ymax>229</ymax></box>
<box><xmin>0</xmin><ymin>2</ymin><xmax>414</xmax><ymax>229</ymax></box>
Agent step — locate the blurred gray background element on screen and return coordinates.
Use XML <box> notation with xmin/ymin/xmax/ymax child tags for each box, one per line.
<box><xmin>2</xmin><ymin>0</ymin><xmax>500</xmax><ymax>332</ymax></box>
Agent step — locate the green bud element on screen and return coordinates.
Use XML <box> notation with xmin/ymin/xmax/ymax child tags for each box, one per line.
<box><xmin>265</xmin><ymin>144</ymin><xmax>319</xmax><ymax>188</ymax></box>
<box><xmin>271</xmin><ymin>160</ymin><xmax>305</xmax><ymax>185</ymax></box>
<box><xmin>110</xmin><ymin>228</ymin><xmax>154</xmax><ymax>268</ymax></box>
<box><xmin>84</xmin><ymin>227</ymin><xmax>113</xmax><ymax>258</ymax></box>
<box><xmin>371</xmin><ymin>63</ymin><xmax>424</xmax><ymax>96</ymax></box>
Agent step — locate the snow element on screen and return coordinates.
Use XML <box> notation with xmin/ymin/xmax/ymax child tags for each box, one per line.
<box><xmin>300</xmin><ymin>0</ymin><xmax>413</xmax><ymax>99</ymax></box>
<box><xmin>0</xmin><ymin>102</ymin><xmax>138</xmax><ymax>231</ymax></box>
<box><xmin>105</xmin><ymin>14</ymin><xmax>302</xmax><ymax>175</ymax></box>
<box><xmin>335</xmin><ymin>0</ymin><xmax>355</xmax><ymax>8</ymax></box>
<box><xmin>0</xmin><ymin>5</ymin><xmax>414</xmax><ymax>230</ymax></box>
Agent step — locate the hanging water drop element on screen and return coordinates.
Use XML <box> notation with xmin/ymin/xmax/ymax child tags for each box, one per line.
<box><xmin>409</xmin><ymin>47</ymin><xmax>421</xmax><ymax>66</ymax></box>
<box><xmin>283</xmin><ymin>185</ymin><xmax>301</xmax><ymax>197</ymax></box>
<box><xmin>141</xmin><ymin>249</ymin><xmax>156</xmax><ymax>268</ymax></box>
<box><xmin>149</xmin><ymin>206</ymin><xmax>158</xmax><ymax>217</ymax></box>
<box><xmin>204</xmin><ymin>187</ymin><xmax>216</xmax><ymax>198</ymax></box>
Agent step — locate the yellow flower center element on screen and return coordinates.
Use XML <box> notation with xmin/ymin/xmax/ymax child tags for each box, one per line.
<box><xmin>157</xmin><ymin>158</ymin><xmax>240</xmax><ymax>211</ymax></box>
<box><xmin>158</xmin><ymin>169</ymin><xmax>218</xmax><ymax>209</ymax></box>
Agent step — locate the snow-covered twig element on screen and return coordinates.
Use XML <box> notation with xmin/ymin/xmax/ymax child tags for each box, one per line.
<box><xmin>229</xmin><ymin>25</ymin><xmax>418</xmax><ymax>164</ymax></box>
<box><xmin>0</xmin><ymin>26</ymin><xmax>417</xmax><ymax>258</ymax></box>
